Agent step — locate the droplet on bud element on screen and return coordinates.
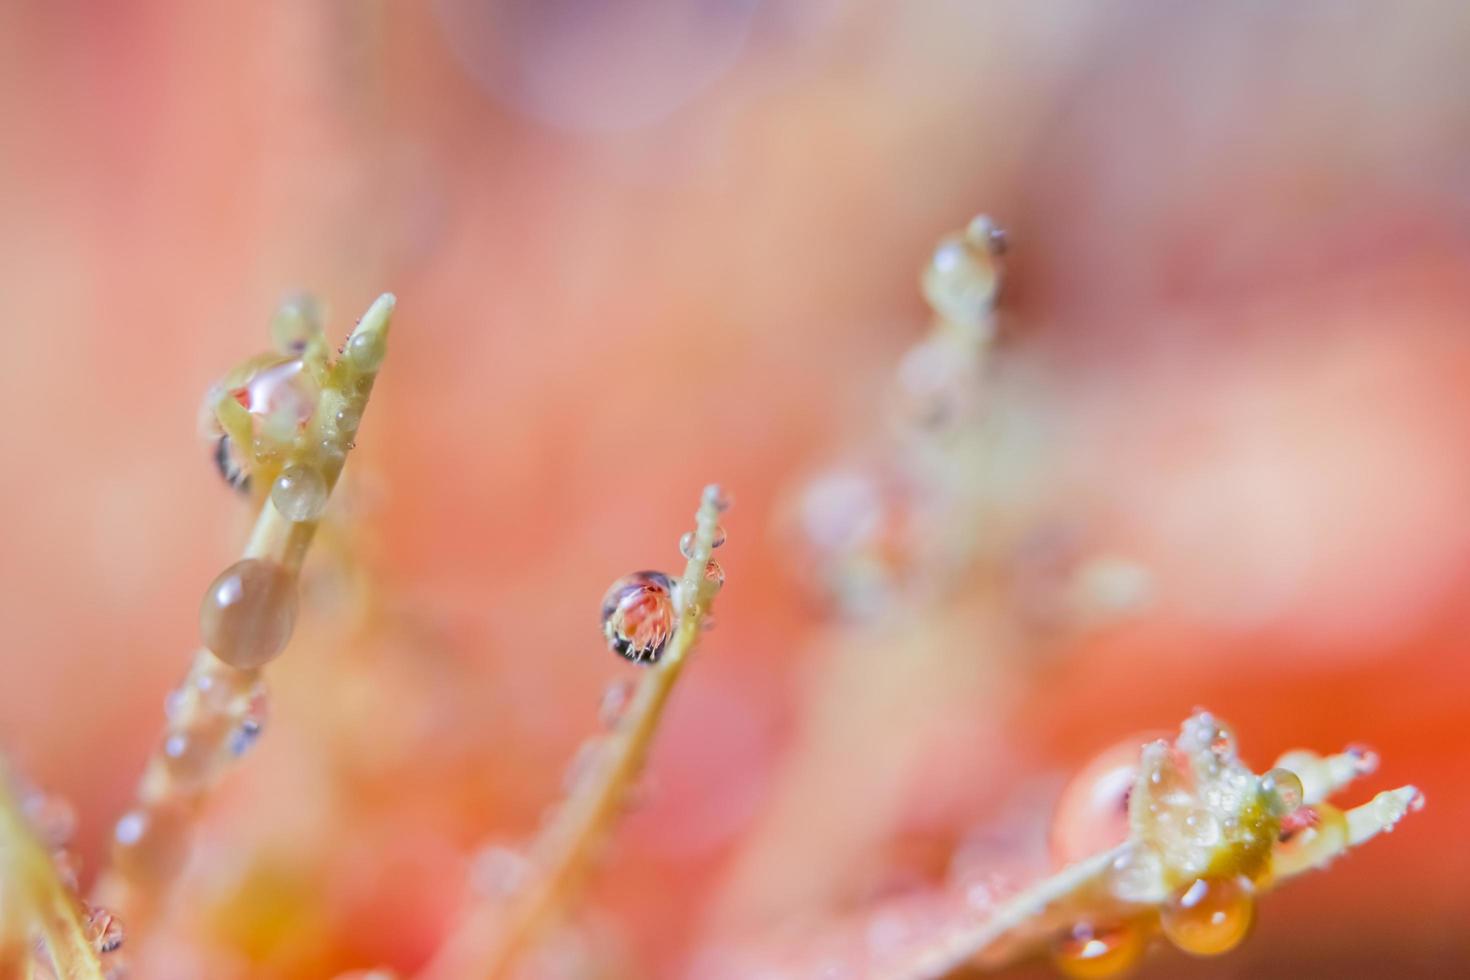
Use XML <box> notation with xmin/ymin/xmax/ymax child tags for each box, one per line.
<box><xmin>233</xmin><ymin>358</ymin><xmax>318</xmax><ymax>443</ymax></box>
<box><xmin>1272</xmin><ymin>803</ymin><xmax>1348</xmax><ymax>877</ymax></box>
<box><xmin>200</xmin><ymin>559</ymin><xmax>299</xmax><ymax>669</ymax></box>
<box><xmin>160</xmin><ymin>714</ymin><xmax>232</xmax><ymax>793</ymax></box>
<box><xmin>922</xmin><ymin>226</ymin><xmax>1000</xmax><ymax>329</ymax></box>
<box><xmin>212</xmin><ymin>434</ymin><xmax>251</xmax><ymax>494</ymax></box>
<box><xmin>1259</xmin><ymin>768</ymin><xmax>1304</xmax><ymax>817</ymax></box>
<box><xmin>271</xmin><ymin>464</ymin><xmax>328</xmax><ymax>522</ymax></box>
<box><xmin>598</xmin><ymin>679</ymin><xmax>635</xmax><ymax>728</ymax></box>
<box><xmin>1160</xmin><ymin>876</ymin><xmax>1254</xmax><ymax>957</ymax></box>
<box><xmin>269</xmin><ymin>294</ymin><xmax>323</xmax><ymax>355</ymax></box>
<box><xmin>1344</xmin><ymin>743</ymin><xmax>1380</xmax><ymax>775</ymax></box>
<box><xmin>112</xmin><ymin>800</ymin><xmax>192</xmax><ymax>887</ymax></box>
<box><xmin>84</xmin><ymin>906</ymin><xmax>125</xmax><ymax>954</ymax></box>
<box><xmin>600</xmin><ymin>571</ymin><xmax>676</xmax><ymax>665</ymax></box>
<box><xmin>1051</xmin><ymin>735</ymin><xmax>1159</xmax><ymax>867</ymax></box>
<box><xmin>1051</xmin><ymin>921</ymin><xmax>1146</xmax><ymax>979</ymax></box>
<box><xmin>22</xmin><ymin>792</ymin><xmax>77</xmax><ymax>848</ymax></box>
<box><xmin>703</xmin><ymin>559</ymin><xmax>726</xmax><ymax>592</ymax></box>
<box><xmin>345</xmin><ymin>330</ymin><xmax>387</xmax><ymax>373</ymax></box>
<box><xmin>470</xmin><ymin>844</ymin><xmax>531</xmax><ymax>899</ymax></box>
<box><xmin>229</xmin><ymin>683</ymin><xmax>269</xmax><ymax>757</ymax></box>
<box><xmin>679</xmin><ymin>526</ymin><xmax>727</xmax><ymax>558</ymax></box>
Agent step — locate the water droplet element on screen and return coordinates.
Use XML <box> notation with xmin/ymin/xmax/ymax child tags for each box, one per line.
<box><xmin>704</xmin><ymin>486</ymin><xmax>733</xmax><ymax>512</ymax></box>
<box><xmin>679</xmin><ymin>527</ymin><xmax>727</xmax><ymax>558</ymax></box>
<box><xmin>1161</xmin><ymin>877</ymin><xmax>1254</xmax><ymax>957</ymax></box>
<box><xmin>52</xmin><ymin>848</ymin><xmax>81</xmax><ymax>891</ymax></box>
<box><xmin>703</xmin><ymin>559</ymin><xmax>726</xmax><ymax>591</ymax></box>
<box><xmin>1259</xmin><ymin>768</ymin><xmax>1304</xmax><ymax>816</ymax></box>
<box><xmin>470</xmin><ymin>844</ymin><xmax>530</xmax><ymax>899</ymax></box>
<box><xmin>200</xmin><ymin>559</ymin><xmax>299</xmax><ymax>669</ymax></box>
<box><xmin>335</xmin><ymin>405</ymin><xmax>362</xmax><ymax>433</ymax></box>
<box><xmin>1273</xmin><ymin>803</ymin><xmax>1348</xmax><ymax>877</ymax></box>
<box><xmin>1051</xmin><ymin>921</ymin><xmax>1146</xmax><ymax>979</ymax></box>
<box><xmin>84</xmin><ymin>906</ymin><xmax>124</xmax><ymax>954</ymax></box>
<box><xmin>598</xmin><ymin>679</ymin><xmax>635</xmax><ymax>728</ymax></box>
<box><xmin>921</xmin><ymin>232</ymin><xmax>998</xmax><ymax>328</ymax></box>
<box><xmin>271</xmin><ymin>464</ymin><xmax>328</xmax><ymax>522</ymax></box>
<box><xmin>161</xmin><ymin>715</ymin><xmax>232</xmax><ymax>793</ymax></box>
<box><xmin>1344</xmin><ymin>743</ymin><xmax>1380</xmax><ymax>775</ymax></box>
<box><xmin>22</xmin><ymin>792</ymin><xmax>76</xmax><ymax>848</ymax></box>
<box><xmin>345</xmin><ymin>330</ymin><xmax>387</xmax><ymax>373</ymax></box>
<box><xmin>600</xmin><ymin>571</ymin><xmax>676</xmax><ymax>665</ymax></box>
<box><xmin>112</xmin><ymin>800</ymin><xmax>192</xmax><ymax>887</ymax></box>
<box><xmin>1408</xmin><ymin>788</ymin><xmax>1427</xmax><ymax>813</ymax></box>
<box><xmin>212</xmin><ymin>434</ymin><xmax>251</xmax><ymax>494</ymax></box>
<box><xmin>562</xmin><ymin>738</ymin><xmax>608</xmax><ymax>793</ymax></box>
<box><xmin>229</xmin><ymin>684</ymin><xmax>269</xmax><ymax>757</ymax></box>
<box><xmin>233</xmin><ymin>358</ymin><xmax>317</xmax><ymax>436</ymax></box>
<box><xmin>1051</xmin><ymin>735</ymin><xmax>1151</xmax><ymax>866</ymax></box>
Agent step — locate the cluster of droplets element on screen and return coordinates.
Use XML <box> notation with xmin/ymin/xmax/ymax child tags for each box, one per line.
<box><xmin>1045</xmin><ymin>713</ymin><xmax>1320</xmax><ymax>976</ymax></box>
<box><xmin>106</xmin><ymin>296</ymin><xmax>391</xmax><ymax>904</ymax></box>
<box><xmin>783</xmin><ymin>217</ymin><xmax>1005</xmax><ymax>618</ymax></box>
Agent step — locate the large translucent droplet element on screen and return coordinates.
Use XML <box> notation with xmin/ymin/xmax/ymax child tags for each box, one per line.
<box><xmin>84</xmin><ymin>906</ymin><xmax>125</xmax><ymax>954</ymax></box>
<box><xmin>200</xmin><ymin>559</ymin><xmax>299</xmax><ymax>669</ymax></box>
<box><xmin>1160</xmin><ymin>876</ymin><xmax>1254</xmax><ymax>957</ymax></box>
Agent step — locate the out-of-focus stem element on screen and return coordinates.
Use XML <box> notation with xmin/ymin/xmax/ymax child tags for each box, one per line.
<box><xmin>417</xmin><ymin>486</ymin><xmax>728</xmax><ymax>980</ymax></box>
<box><xmin>0</xmin><ymin>764</ymin><xmax>106</xmax><ymax>980</ymax></box>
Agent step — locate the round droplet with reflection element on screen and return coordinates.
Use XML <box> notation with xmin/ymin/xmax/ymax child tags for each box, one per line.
<box><xmin>600</xmin><ymin>570</ymin><xmax>676</xmax><ymax>665</ymax></box>
<box><xmin>703</xmin><ymin>559</ymin><xmax>726</xmax><ymax>592</ymax></box>
<box><xmin>112</xmin><ymin>800</ymin><xmax>193</xmax><ymax>887</ymax></box>
<box><xmin>1160</xmin><ymin>876</ymin><xmax>1254</xmax><ymax>957</ymax></box>
<box><xmin>200</xmin><ymin>559</ymin><xmax>299</xmax><ymax>669</ymax></box>
<box><xmin>1259</xmin><ymin>767</ymin><xmax>1304</xmax><ymax>816</ymax></box>
<box><xmin>271</xmin><ymin>464</ymin><xmax>328</xmax><ymax>522</ymax></box>
<box><xmin>1051</xmin><ymin>921</ymin><xmax>1147</xmax><ymax>979</ymax></box>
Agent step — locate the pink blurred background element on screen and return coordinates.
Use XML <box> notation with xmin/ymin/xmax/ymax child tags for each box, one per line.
<box><xmin>1</xmin><ymin>2</ymin><xmax>1468</xmax><ymax>977</ymax></box>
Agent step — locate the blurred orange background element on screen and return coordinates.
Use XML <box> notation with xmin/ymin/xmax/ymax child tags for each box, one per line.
<box><xmin>1</xmin><ymin>2</ymin><xmax>1468</xmax><ymax>977</ymax></box>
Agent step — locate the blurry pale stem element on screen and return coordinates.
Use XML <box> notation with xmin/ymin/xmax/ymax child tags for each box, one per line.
<box><xmin>0</xmin><ymin>764</ymin><xmax>106</xmax><ymax>980</ymax></box>
<box><xmin>883</xmin><ymin>783</ymin><xmax>1421</xmax><ymax>979</ymax></box>
<box><xmin>93</xmin><ymin>294</ymin><xmax>394</xmax><ymax>907</ymax></box>
<box><xmin>417</xmin><ymin>486</ymin><xmax>727</xmax><ymax>980</ymax></box>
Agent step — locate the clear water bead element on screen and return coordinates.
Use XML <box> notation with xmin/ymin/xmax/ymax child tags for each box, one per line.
<box><xmin>161</xmin><ymin>715</ymin><xmax>232</xmax><ymax>793</ymax></box>
<box><xmin>598</xmin><ymin>679</ymin><xmax>635</xmax><ymax>728</ymax></box>
<box><xmin>271</xmin><ymin>464</ymin><xmax>328</xmax><ymax>522</ymax></box>
<box><xmin>112</xmin><ymin>800</ymin><xmax>192</xmax><ymax>887</ymax></box>
<box><xmin>346</xmin><ymin>330</ymin><xmax>387</xmax><ymax>373</ymax></box>
<box><xmin>234</xmin><ymin>358</ymin><xmax>318</xmax><ymax>442</ymax></box>
<box><xmin>84</xmin><ymin>906</ymin><xmax>125</xmax><ymax>954</ymax></box>
<box><xmin>22</xmin><ymin>792</ymin><xmax>77</xmax><ymax>848</ymax></box>
<box><xmin>1260</xmin><ymin>768</ymin><xmax>1304</xmax><ymax>816</ymax></box>
<box><xmin>600</xmin><ymin>571</ymin><xmax>677</xmax><ymax>665</ymax></box>
<box><xmin>1161</xmin><ymin>876</ymin><xmax>1254</xmax><ymax>957</ymax></box>
<box><xmin>1051</xmin><ymin>922</ymin><xmax>1146</xmax><ymax>979</ymax></box>
<box><xmin>200</xmin><ymin>559</ymin><xmax>299</xmax><ymax>669</ymax></box>
<box><xmin>922</xmin><ymin>231</ymin><xmax>999</xmax><ymax>328</ymax></box>
<box><xmin>269</xmin><ymin>294</ymin><xmax>323</xmax><ymax>355</ymax></box>
<box><xmin>679</xmin><ymin>526</ymin><xmax>727</xmax><ymax>557</ymax></box>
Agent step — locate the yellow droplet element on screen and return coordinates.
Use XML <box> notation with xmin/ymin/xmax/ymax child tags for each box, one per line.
<box><xmin>1160</xmin><ymin>876</ymin><xmax>1254</xmax><ymax>957</ymax></box>
<box><xmin>1052</xmin><ymin>921</ymin><xmax>1147</xmax><ymax>978</ymax></box>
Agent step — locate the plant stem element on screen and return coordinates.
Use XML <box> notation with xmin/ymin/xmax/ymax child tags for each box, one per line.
<box><xmin>417</xmin><ymin>485</ymin><xmax>728</xmax><ymax>980</ymax></box>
